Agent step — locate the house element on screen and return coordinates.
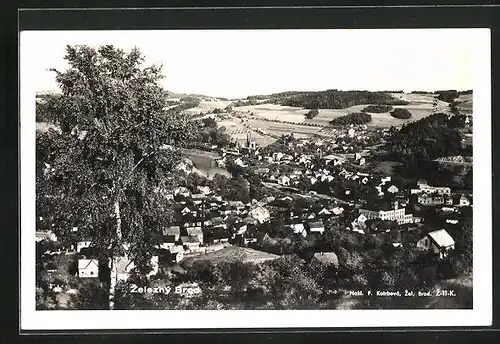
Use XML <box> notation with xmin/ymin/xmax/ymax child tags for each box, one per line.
<box><xmin>248</xmin><ymin>206</ymin><xmax>271</xmax><ymax>224</ymax></box>
<box><xmin>76</xmin><ymin>240</ymin><xmax>92</xmax><ymax>253</ymax></box>
<box><xmin>234</xmin><ymin>157</ymin><xmax>247</xmax><ymax>167</ymax></box>
<box><xmin>418</xmin><ymin>193</ymin><xmax>452</xmax><ymax>206</ymax></box>
<box><xmin>181</xmin><ymin>206</ymin><xmax>197</xmax><ymax>217</ymax></box>
<box><xmin>417</xmin><ymin>182</ymin><xmax>451</xmax><ymax>196</ymax></box>
<box><xmin>185</xmin><ymin>226</ymin><xmax>203</xmax><ymax>244</ymax></box>
<box><xmin>234</xmin><ymin>222</ymin><xmax>248</xmax><ymax>235</ymax></box>
<box><xmin>387</xmin><ymin>185</ymin><xmax>399</xmax><ymax>194</ymax></box>
<box><xmin>291</xmin><ymin>223</ymin><xmax>307</xmax><ymax>237</ymax></box>
<box><xmin>163</xmin><ymin>226</ymin><xmax>181</xmax><ymax>241</ymax></box>
<box><xmin>174</xmin><ymin>186</ymin><xmax>191</xmax><ymax>198</ymax></box>
<box><xmin>229</xmin><ymin>200</ymin><xmax>246</xmax><ymax>210</ymax></box>
<box><xmin>331</xmin><ymin>207</ymin><xmax>344</xmax><ymax>215</ymax></box>
<box><xmin>359</xmin><ymin>203</ymin><xmax>414</xmax><ymax>225</ymax></box>
<box><xmin>168</xmin><ymin>245</ymin><xmax>184</xmax><ymax>263</ymax></box>
<box><xmin>78</xmin><ymin>259</ymin><xmax>99</xmax><ymax>278</ymax></box>
<box><xmin>313</xmin><ymin>252</ymin><xmax>339</xmax><ymax>268</ymax></box>
<box><xmin>458</xmin><ymin>195</ymin><xmax>471</xmax><ymax>207</ymax></box>
<box><xmin>416</xmin><ymin>229</ymin><xmax>455</xmax><ymax>259</ymax></box>
<box><xmin>158</xmin><ymin>235</ymin><xmax>177</xmax><ymax>250</ymax></box>
<box><xmin>115</xmin><ymin>256</ymin><xmax>159</xmax><ymax>281</ymax></box>
<box><xmin>318</xmin><ymin>208</ymin><xmax>332</xmax><ymax>216</ymax></box>
<box><xmin>272</xmin><ymin>152</ymin><xmax>284</xmax><ymax>162</ymax></box>
<box><xmin>197</xmin><ymin>185</ymin><xmax>212</xmax><ymax>195</ymax></box>
<box><xmin>278</xmin><ymin>175</ymin><xmax>291</xmax><ymax>186</ymax></box>
<box><xmin>191</xmin><ymin>193</ymin><xmax>206</xmax><ymax>205</ymax></box>
<box><xmin>307</xmin><ymin>221</ymin><xmax>325</xmax><ymax>235</ymax></box>
<box><xmin>210</xmin><ymin>229</ymin><xmax>231</xmax><ymax>244</ymax></box>
<box><xmin>181</xmin><ymin>236</ymin><xmax>202</xmax><ymax>252</ymax></box>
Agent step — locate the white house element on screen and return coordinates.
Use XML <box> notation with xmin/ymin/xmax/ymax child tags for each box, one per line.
<box><xmin>174</xmin><ymin>186</ymin><xmax>191</xmax><ymax>198</ymax></box>
<box><xmin>278</xmin><ymin>175</ymin><xmax>291</xmax><ymax>186</ymax></box>
<box><xmin>163</xmin><ymin>226</ymin><xmax>181</xmax><ymax>241</ymax></box>
<box><xmin>318</xmin><ymin>208</ymin><xmax>332</xmax><ymax>216</ymax></box>
<box><xmin>308</xmin><ymin>221</ymin><xmax>325</xmax><ymax>235</ymax></box>
<box><xmin>291</xmin><ymin>223</ymin><xmax>307</xmax><ymax>237</ymax></box>
<box><xmin>272</xmin><ymin>152</ymin><xmax>284</xmax><ymax>162</ymax></box>
<box><xmin>387</xmin><ymin>185</ymin><xmax>399</xmax><ymax>194</ymax></box>
<box><xmin>78</xmin><ymin>259</ymin><xmax>99</xmax><ymax>278</ymax></box>
<box><xmin>248</xmin><ymin>206</ymin><xmax>271</xmax><ymax>224</ymax></box>
<box><xmin>459</xmin><ymin>195</ymin><xmax>471</xmax><ymax>207</ymax></box>
<box><xmin>416</xmin><ymin>229</ymin><xmax>455</xmax><ymax>259</ymax></box>
<box><xmin>186</xmin><ymin>226</ymin><xmax>204</xmax><ymax>244</ymax></box>
<box><xmin>115</xmin><ymin>256</ymin><xmax>159</xmax><ymax>281</ymax></box>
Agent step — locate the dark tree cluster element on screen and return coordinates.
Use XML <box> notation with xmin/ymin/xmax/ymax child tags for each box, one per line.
<box><xmin>329</xmin><ymin>112</ymin><xmax>372</xmax><ymax>126</ymax></box>
<box><xmin>386</xmin><ymin>113</ymin><xmax>466</xmax><ymax>161</ymax></box>
<box><xmin>277</xmin><ymin>90</ymin><xmax>408</xmax><ymax>109</ymax></box>
<box><xmin>435</xmin><ymin>90</ymin><xmax>459</xmax><ymax>103</ymax></box>
<box><xmin>390</xmin><ymin>108</ymin><xmax>412</xmax><ymax>119</ymax></box>
<box><xmin>361</xmin><ymin>105</ymin><xmax>393</xmax><ymax>113</ymax></box>
<box><xmin>304</xmin><ymin>109</ymin><xmax>319</xmax><ymax>119</ymax></box>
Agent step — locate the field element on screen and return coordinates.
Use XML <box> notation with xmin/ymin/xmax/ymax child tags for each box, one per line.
<box><xmin>456</xmin><ymin>94</ymin><xmax>473</xmax><ymax>115</ymax></box>
<box><xmin>218</xmin><ymin>118</ymin><xmax>277</xmax><ymax>147</ymax></box>
<box><xmin>235</xmin><ymin>93</ymin><xmax>446</xmax><ymax>130</ymax></box>
<box><xmin>181</xmin><ymin>245</ymin><xmax>280</xmax><ymax>268</ymax></box>
<box><xmin>182</xmin><ymin>99</ymin><xmax>233</xmax><ymax>115</ymax></box>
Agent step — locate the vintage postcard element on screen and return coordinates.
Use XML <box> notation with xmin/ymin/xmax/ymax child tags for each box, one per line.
<box><xmin>20</xmin><ymin>29</ymin><xmax>492</xmax><ymax>330</ymax></box>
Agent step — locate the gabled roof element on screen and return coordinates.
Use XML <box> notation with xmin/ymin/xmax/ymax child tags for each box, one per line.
<box><xmin>78</xmin><ymin>259</ymin><xmax>99</xmax><ymax>270</ymax></box>
<box><xmin>427</xmin><ymin>229</ymin><xmax>455</xmax><ymax>248</ymax></box>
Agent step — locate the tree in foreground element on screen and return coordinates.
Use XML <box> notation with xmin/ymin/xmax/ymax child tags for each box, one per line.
<box><xmin>36</xmin><ymin>45</ymin><xmax>196</xmax><ymax>309</ymax></box>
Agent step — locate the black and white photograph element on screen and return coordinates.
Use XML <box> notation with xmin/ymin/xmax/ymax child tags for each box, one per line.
<box><xmin>20</xmin><ymin>28</ymin><xmax>492</xmax><ymax>329</ymax></box>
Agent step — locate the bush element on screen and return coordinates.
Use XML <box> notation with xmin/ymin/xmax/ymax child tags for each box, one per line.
<box><xmin>390</xmin><ymin>108</ymin><xmax>412</xmax><ymax>119</ymax></box>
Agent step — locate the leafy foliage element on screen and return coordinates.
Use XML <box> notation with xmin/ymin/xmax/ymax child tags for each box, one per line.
<box><xmin>37</xmin><ymin>45</ymin><xmax>195</xmax><ymax>267</ymax></box>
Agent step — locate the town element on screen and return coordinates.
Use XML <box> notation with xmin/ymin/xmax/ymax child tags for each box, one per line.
<box><xmin>35</xmin><ymin>45</ymin><xmax>473</xmax><ymax>311</ymax></box>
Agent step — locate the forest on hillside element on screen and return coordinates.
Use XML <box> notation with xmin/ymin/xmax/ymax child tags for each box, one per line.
<box><xmin>276</xmin><ymin>90</ymin><xmax>409</xmax><ymax>109</ymax></box>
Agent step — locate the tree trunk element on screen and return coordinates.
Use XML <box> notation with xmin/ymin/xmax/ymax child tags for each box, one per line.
<box><xmin>109</xmin><ymin>199</ymin><xmax>122</xmax><ymax>310</ymax></box>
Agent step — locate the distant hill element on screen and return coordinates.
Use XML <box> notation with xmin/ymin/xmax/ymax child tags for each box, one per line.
<box><xmin>248</xmin><ymin>89</ymin><xmax>409</xmax><ymax>109</ymax></box>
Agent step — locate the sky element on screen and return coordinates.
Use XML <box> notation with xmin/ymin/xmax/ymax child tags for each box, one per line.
<box><xmin>22</xmin><ymin>29</ymin><xmax>479</xmax><ymax>99</ymax></box>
